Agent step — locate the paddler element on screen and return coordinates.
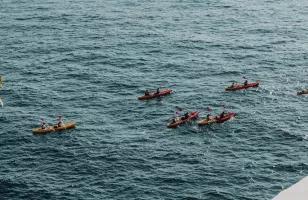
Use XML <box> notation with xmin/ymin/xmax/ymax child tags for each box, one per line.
<box><xmin>244</xmin><ymin>80</ymin><xmax>248</xmax><ymax>86</ymax></box>
<box><xmin>206</xmin><ymin>114</ymin><xmax>211</xmax><ymax>121</ymax></box>
<box><xmin>181</xmin><ymin>112</ymin><xmax>189</xmax><ymax>120</ymax></box>
<box><xmin>57</xmin><ymin>115</ymin><xmax>64</xmax><ymax>127</ymax></box>
<box><xmin>219</xmin><ymin>111</ymin><xmax>225</xmax><ymax>119</ymax></box>
<box><xmin>231</xmin><ymin>82</ymin><xmax>235</xmax><ymax>88</ymax></box>
<box><xmin>144</xmin><ymin>90</ymin><xmax>150</xmax><ymax>96</ymax></box>
<box><xmin>185</xmin><ymin>112</ymin><xmax>189</xmax><ymax>118</ymax></box>
<box><xmin>155</xmin><ymin>88</ymin><xmax>160</xmax><ymax>94</ymax></box>
<box><xmin>40</xmin><ymin>118</ymin><xmax>47</xmax><ymax>129</ymax></box>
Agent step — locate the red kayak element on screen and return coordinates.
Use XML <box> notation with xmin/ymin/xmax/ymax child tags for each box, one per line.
<box><xmin>167</xmin><ymin>112</ymin><xmax>199</xmax><ymax>128</ymax></box>
<box><xmin>138</xmin><ymin>89</ymin><xmax>173</xmax><ymax>100</ymax></box>
<box><xmin>198</xmin><ymin>112</ymin><xmax>236</xmax><ymax>126</ymax></box>
<box><xmin>225</xmin><ymin>81</ymin><xmax>260</xmax><ymax>91</ymax></box>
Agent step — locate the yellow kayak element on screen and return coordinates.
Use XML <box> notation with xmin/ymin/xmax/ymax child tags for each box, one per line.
<box><xmin>197</xmin><ymin>117</ymin><xmax>217</xmax><ymax>126</ymax></box>
<box><xmin>32</xmin><ymin>122</ymin><xmax>76</xmax><ymax>134</ymax></box>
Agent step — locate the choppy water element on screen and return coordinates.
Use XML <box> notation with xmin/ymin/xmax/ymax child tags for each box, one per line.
<box><xmin>1</xmin><ymin>0</ymin><xmax>308</xmax><ymax>199</ymax></box>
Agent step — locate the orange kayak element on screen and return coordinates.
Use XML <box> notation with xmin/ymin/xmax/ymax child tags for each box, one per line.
<box><xmin>167</xmin><ymin>112</ymin><xmax>199</xmax><ymax>128</ymax></box>
<box><xmin>32</xmin><ymin>122</ymin><xmax>76</xmax><ymax>134</ymax></box>
<box><xmin>138</xmin><ymin>89</ymin><xmax>173</xmax><ymax>100</ymax></box>
<box><xmin>225</xmin><ymin>82</ymin><xmax>259</xmax><ymax>91</ymax></box>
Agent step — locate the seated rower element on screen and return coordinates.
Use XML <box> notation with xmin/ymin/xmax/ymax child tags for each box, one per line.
<box><xmin>57</xmin><ymin>116</ymin><xmax>64</xmax><ymax>127</ymax></box>
<box><xmin>144</xmin><ymin>90</ymin><xmax>150</xmax><ymax>96</ymax></box>
<box><xmin>244</xmin><ymin>80</ymin><xmax>248</xmax><ymax>86</ymax></box>
<box><xmin>231</xmin><ymin>82</ymin><xmax>235</xmax><ymax>88</ymax></box>
<box><xmin>206</xmin><ymin>114</ymin><xmax>211</xmax><ymax>121</ymax></box>
<box><xmin>220</xmin><ymin>111</ymin><xmax>225</xmax><ymax>119</ymax></box>
<box><xmin>155</xmin><ymin>88</ymin><xmax>160</xmax><ymax>94</ymax></box>
<box><xmin>40</xmin><ymin>118</ymin><xmax>47</xmax><ymax>129</ymax></box>
<box><xmin>183</xmin><ymin>112</ymin><xmax>189</xmax><ymax>119</ymax></box>
<box><xmin>180</xmin><ymin>113</ymin><xmax>188</xmax><ymax>120</ymax></box>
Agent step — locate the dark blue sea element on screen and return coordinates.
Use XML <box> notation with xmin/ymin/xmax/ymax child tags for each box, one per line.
<box><xmin>1</xmin><ymin>0</ymin><xmax>308</xmax><ymax>199</ymax></box>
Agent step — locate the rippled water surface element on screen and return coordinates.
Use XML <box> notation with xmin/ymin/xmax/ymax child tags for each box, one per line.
<box><xmin>1</xmin><ymin>0</ymin><xmax>308</xmax><ymax>199</ymax></box>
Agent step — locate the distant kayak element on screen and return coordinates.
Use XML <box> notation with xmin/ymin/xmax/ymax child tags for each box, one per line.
<box><xmin>198</xmin><ymin>112</ymin><xmax>236</xmax><ymax>126</ymax></box>
<box><xmin>167</xmin><ymin>111</ymin><xmax>199</xmax><ymax>128</ymax></box>
<box><xmin>225</xmin><ymin>81</ymin><xmax>260</xmax><ymax>91</ymax></box>
<box><xmin>297</xmin><ymin>89</ymin><xmax>308</xmax><ymax>95</ymax></box>
<box><xmin>32</xmin><ymin>122</ymin><xmax>76</xmax><ymax>134</ymax></box>
<box><xmin>138</xmin><ymin>89</ymin><xmax>173</xmax><ymax>100</ymax></box>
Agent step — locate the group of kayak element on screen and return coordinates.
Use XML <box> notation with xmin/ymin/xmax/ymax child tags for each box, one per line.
<box><xmin>166</xmin><ymin>111</ymin><xmax>236</xmax><ymax>128</ymax></box>
<box><xmin>32</xmin><ymin>116</ymin><xmax>76</xmax><ymax>134</ymax></box>
<box><xmin>138</xmin><ymin>80</ymin><xmax>260</xmax><ymax>101</ymax></box>
<box><xmin>2</xmin><ymin>74</ymin><xmax>307</xmax><ymax>134</ymax></box>
<box><xmin>138</xmin><ymin>80</ymin><xmax>261</xmax><ymax>128</ymax></box>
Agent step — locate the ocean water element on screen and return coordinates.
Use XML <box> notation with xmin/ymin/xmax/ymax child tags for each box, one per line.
<box><xmin>1</xmin><ymin>0</ymin><xmax>308</xmax><ymax>199</ymax></box>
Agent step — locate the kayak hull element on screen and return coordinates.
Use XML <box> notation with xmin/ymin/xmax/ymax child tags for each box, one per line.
<box><xmin>167</xmin><ymin>112</ymin><xmax>199</xmax><ymax>128</ymax></box>
<box><xmin>225</xmin><ymin>82</ymin><xmax>259</xmax><ymax>91</ymax></box>
<box><xmin>32</xmin><ymin>122</ymin><xmax>76</xmax><ymax>134</ymax></box>
<box><xmin>198</xmin><ymin>112</ymin><xmax>236</xmax><ymax>126</ymax></box>
<box><xmin>138</xmin><ymin>89</ymin><xmax>173</xmax><ymax>100</ymax></box>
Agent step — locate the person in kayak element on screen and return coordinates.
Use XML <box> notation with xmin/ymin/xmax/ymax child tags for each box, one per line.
<box><xmin>181</xmin><ymin>112</ymin><xmax>189</xmax><ymax>120</ymax></box>
<box><xmin>40</xmin><ymin>118</ymin><xmax>47</xmax><ymax>129</ymax></box>
<box><xmin>185</xmin><ymin>112</ymin><xmax>189</xmax><ymax>118</ymax></box>
<box><xmin>57</xmin><ymin>116</ymin><xmax>64</xmax><ymax>127</ymax></box>
<box><xmin>174</xmin><ymin>108</ymin><xmax>183</xmax><ymax>122</ymax></box>
<box><xmin>219</xmin><ymin>111</ymin><xmax>225</xmax><ymax>119</ymax></box>
<box><xmin>206</xmin><ymin>114</ymin><xmax>212</xmax><ymax>121</ymax></box>
<box><xmin>244</xmin><ymin>80</ymin><xmax>248</xmax><ymax>86</ymax></box>
<box><xmin>144</xmin><ymin>90</ymin><xmax>150</xmax><ymax>96</ymax></box>
<box><xmin>231</xmin><ymin>82</ymin><xmax>235</xmax><ymax>88</ymax></box>
<box><xmin>155</xmin><ymin>88</ymin><xmax>160</xmax><ymax>94</ymax></box>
